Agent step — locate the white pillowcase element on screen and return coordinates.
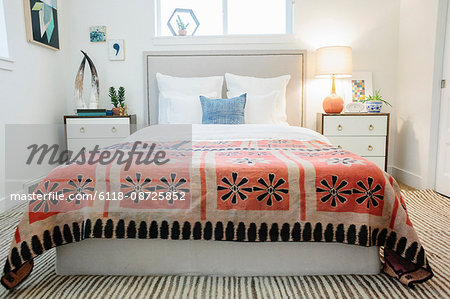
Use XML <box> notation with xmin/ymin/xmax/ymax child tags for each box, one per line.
<box><xmin>156</xmin><ymin>73</ymin><xmax>223</xmax><ymax>124</ymax></box>
<box><xmin>225</xmin><ymin>73</ymin><xmax>291</xmax><ymax>125</ymax></box>
<box><xmin>245</xmin><ymin>91</ymin><xmax>281</xmax><ymax>124</ymax></box>
<box><xmin>162</xmin><ymin>92</ymin><xmax>217</xmax><ymax>124</ymax></box>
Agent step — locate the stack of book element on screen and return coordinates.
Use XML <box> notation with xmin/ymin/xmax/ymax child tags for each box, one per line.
<box><xmin>77</xmin><ymin>109</ymin><xmax>107</xmax><ymax>116</ymax></box>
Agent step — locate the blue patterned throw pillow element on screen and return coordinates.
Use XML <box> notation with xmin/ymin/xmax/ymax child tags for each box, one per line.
<box><xmin>200</xmin><ymin>94</ymin><xmax>247</xmax><ymax>124</ymax></box>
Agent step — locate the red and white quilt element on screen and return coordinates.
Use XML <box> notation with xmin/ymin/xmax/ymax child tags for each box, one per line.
<box><xmin>1</xmin><ymin>134</ymin><xmax>433</xmax><ymax>289</ymax></box>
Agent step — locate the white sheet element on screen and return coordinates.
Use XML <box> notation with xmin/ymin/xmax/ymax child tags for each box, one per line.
<box><xmin>125</xmin><ymin>124</ymin><xmax>331</xmax><ymax>145</ymax></box>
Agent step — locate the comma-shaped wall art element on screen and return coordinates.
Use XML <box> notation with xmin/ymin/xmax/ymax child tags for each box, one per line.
<box><xmin>108</xmin><ymin>39</ymin><xmax>125</xmax><ymax>61</ymax></box>
<box><xmin>74</xmin><ymin>51</ymin><xmax>100</xmax><ymax>109</ymax></box>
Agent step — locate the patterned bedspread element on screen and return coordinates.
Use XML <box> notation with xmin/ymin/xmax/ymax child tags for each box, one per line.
<box><xmin>1</xmin><ymin>139</ymin><xmax>433</xmax><ymax>289</ymax></box>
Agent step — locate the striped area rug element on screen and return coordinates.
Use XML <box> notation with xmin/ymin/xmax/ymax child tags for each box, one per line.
<box><xmin>0</xmin><ymin>189</ymin><xmax>448</xmax><ymax>298</ymax></box>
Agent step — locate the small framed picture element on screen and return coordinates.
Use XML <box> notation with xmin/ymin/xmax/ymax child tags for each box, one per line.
<box><xmin>108</xmin><ymin>39</ymin><xmax>125</xmax><ymax>61</ymax></box>
<box><xmin>342</xmin><ymin>72</ymin><xmax>373</xmax><ymax>103</ymax></box>
<box><xmin>89</xmin><ymin>25</ymin><xmax>106</xmax><ymax>42</ymax></box>
<box><xmin>350</xmin><ymin>72</ymin><xmax>373</xmax><ymax>102</ymax></box>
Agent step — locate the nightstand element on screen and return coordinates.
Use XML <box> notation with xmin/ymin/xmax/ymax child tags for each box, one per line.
<box><xmin>316</xmin><ymin>113</ymin><xmax>390</xmax><ymax>171</ymax></box>
<box><xmin>64</xmin><ymin>115</ymin><xmax>137</xmax><ymax>152</ymax></box>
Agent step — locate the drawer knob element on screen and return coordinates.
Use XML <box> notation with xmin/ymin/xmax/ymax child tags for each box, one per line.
<box><xmin>337</xmin><ymin>125</ymin><xmax>343</xmax><ymax>131</ymax></box>
<box><xmin>368</xmin><ymin>145</ymin><xmax>373</xmax><ymax>151</ymax></box>
<box><xmin>111</xmin><ymin>126</ymin><xmax>117</xmax><ymax>133</ymax></box>
<box><xmin>80</xmin><ymin>127</ymin><xmax>85</xmax><ymax>133</ymax></box>
<box><xmin>369</xmin><ymin>124</ymin><xmax>374</xmax><ymax>131</ymax></box>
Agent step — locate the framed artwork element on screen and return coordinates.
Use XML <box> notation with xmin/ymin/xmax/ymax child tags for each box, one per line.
<box><xmin>108</xmin><ymin>39</ymin><xmax>125</xmax><ymax>61</ymax></box>
<box><xmin>349</xmin><ymin>72</ymin><xmax>373</xmax><ymax>102</ymax></box>
<box><xmin>89</xmin><ymin>26</ymin><xmax>106</xmax><ymax>42</ymax></box>
<box><xmin>167</xmin><ymin>8</ymin><xmax>200</xmax><ymax>36</ymax></box>
<box><xmin>23</xmin><ymin>0</ymin><xmax>60</xmax><ymax>50</ymax></box>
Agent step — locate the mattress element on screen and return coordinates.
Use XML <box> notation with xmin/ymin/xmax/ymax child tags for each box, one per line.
<box><xmin>1</xmin><ymin>124</ymin><xmax>433</xmax><ymax>289</ymax></box>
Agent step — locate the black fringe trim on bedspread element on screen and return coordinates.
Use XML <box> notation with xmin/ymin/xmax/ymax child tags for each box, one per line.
<box><xmin>3</xmin><ymin>218</ymin><xmax>429</xmax><ymax>280</ymax></box>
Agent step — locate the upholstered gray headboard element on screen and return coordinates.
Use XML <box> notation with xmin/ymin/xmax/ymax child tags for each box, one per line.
<box><xmin>144</xmin><ymin>49</ymin><xmax>306</xmax><ymax>126</ymax></box>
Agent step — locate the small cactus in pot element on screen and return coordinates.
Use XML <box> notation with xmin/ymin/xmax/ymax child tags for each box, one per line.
<box><xmin>109</xmin><ymin>86</ymin><xmax>127</xmax><ymax>115</ymax></box>
<box><xmin>176</xmin><ymin>15</ymin><xmax>189</xmax><ymax>36</ymax></box>
<box><xmin>117</xmin><ymin>86</ymin><xmax>126</xmax><ymax>115</ymax></box>
<box><xmin>109</xmin><ymin>87</ymin><xmax>120</xmax><ymax>115</ymax></box>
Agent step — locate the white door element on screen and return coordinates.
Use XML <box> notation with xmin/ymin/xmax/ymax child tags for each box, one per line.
<box><xmin>436</xmin><ymin>4</ymin><xmax>450</xmax><ymax>196</ymax></box>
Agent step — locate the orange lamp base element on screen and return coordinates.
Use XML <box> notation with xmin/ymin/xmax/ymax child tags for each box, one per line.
<box><xmin>323</xmin><ymin>93</ymin><xmax>344</xmax><ymax>113</ymax></box>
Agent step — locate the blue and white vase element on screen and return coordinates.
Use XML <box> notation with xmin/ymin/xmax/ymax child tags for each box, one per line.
<box><xmin>366</xmin><ymin>101</ymin><xmax>383</xmax><ymax>113</ymax></box>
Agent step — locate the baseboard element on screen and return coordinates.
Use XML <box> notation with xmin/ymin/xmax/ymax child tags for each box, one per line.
<box><xmin>1</xmin><ymin>176</ymin><xmax>44</xmax><ymax>213</ymax></box>
<box><xmin>0</xmin><ymin>191</ymin><xmax>25</xmax><ymax>213</ymax></box>
<box><xmin>386</xmin><ymin>165</ymin><xmax>394</xmax><ymax>175</ymax></box>
<box><xmin>391</xmin><ymin>166</ymin><xmax>423</xmax><ymax>189</ymax></box>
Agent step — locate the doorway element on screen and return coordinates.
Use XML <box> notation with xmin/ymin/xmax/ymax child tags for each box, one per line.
<box><xmin>436</xmin><ymin>1</ymin><xmax>450</xmax><ymax>197</ymax></box>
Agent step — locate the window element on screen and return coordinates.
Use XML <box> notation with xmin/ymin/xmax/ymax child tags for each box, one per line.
<box><xmin>0</xmin><ymin>0</ymin><xmax>9</xmax><ymax>58</ymax></box>
<box><xmin>156</xmin><ymin>0</ymin><xmax>294</xmax><ymax>37</ymax></box>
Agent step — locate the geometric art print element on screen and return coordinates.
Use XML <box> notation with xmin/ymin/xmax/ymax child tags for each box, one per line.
<box><xmin>24</xmin><ymin>0</ymin><xmax>60</xmax><ymax>50</ymax></box>
<box><xmin>89</xmin><ymin>26</ymin><xmax>107</xmax><ymax>42</ymax></box>
<box><xmin>352</xmin><ymin>79</ymin><xmax>366</xmax><ymax>102</ymax></box>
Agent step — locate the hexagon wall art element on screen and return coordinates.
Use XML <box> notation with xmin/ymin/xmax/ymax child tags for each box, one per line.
<box><xmin>167</xmin><ymin>8</ymin><xmax>200</xmax><ymax>36</ymax></box>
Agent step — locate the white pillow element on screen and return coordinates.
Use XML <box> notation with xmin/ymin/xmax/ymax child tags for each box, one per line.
<box><xmin>162</xmin><ymin>92</ymin><xmax>218</xmax><ymax>124</ymax></box>
<box><xmin>225</xmin><ymin>73</ymin><xmax>291</xmax><ymax>125</ymax></box>
<box><xmin>245</xmin><ymin>91</ymin><xmax>282</xmax><ymax>124</ymax></box>
<box><xmin>156</xmin><ymin>73</ymin><xmax>223</xmax><ymax>124</ymax></box>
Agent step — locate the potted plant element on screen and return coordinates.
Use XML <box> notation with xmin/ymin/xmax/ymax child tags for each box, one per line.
<box><xmin>176</xmin><ymin>15</ymin><xmax>189</xmax><ymax>36</ymax></box>
<box><xmin>117</xmin><ymin>86</ymin><xmax>126</xmax><ymax>115</ymax></box>
<box><xmin>109</xmin><ymin>86</ymin><xmax>120</xmax><ymax>115</ymax></box>
<box><xmin>361</xmin><ymin>89</ymin><xmax>392</xmax><ymax>113</ymax></box>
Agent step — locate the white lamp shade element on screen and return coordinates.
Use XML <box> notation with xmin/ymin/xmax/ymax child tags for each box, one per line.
<box><xmin>315</xmin><ymin>46</ymin><xmax>352</xmax><ymax>78</ymax></box>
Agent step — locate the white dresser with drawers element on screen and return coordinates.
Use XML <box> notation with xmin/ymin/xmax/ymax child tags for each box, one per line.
<box><xmin>317</xmin><ymin>113</ymin><xmax>390</xmax><ymax>171</ymax></box>
<box><xmin>64</xmin><ymin>115</ymin><xmax>137</xmax><ymax>153</ymax></box>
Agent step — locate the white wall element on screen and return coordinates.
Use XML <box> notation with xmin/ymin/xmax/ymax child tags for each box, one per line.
<box><xmin>62</xmin><ymin>0</ymin><xmax>155</xmax><ymax>124</ymax></box>
<box><xmin>0</xmin><ymin>0</ymin><xmax>68</xmax><ymax>206</ymax></box>
<box><xmin>296</xmin><ymin>0</ymin><xmax>400</xmax><ymax>169</ymax></box>
<box><xmin>4</xmin><ymin>0</ymin><xmax>438</xmax><ymax>203</ymax></box>
<box><xmin>63</xmin><ymin>1</ymin><xmax>400</xmax><ymax>133</ymax></box>
<box><xmin>0</xmin><ymin>0</ymin><xmax>9</xmax><ymax>58</ymax></box>
<box><xmin>392</xmin><ymin>0</ymin><xmax>446</xmax><ymax>188</ymax></box>
<box><xmin>298</xmin><ymin>0</ymin><xmax>399</xmax><ymax>124</ymax></box>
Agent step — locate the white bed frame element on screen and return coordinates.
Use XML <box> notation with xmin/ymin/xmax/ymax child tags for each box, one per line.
<box><xmin>56</xmin><ymin>240</ymin><xmax>380</xmax><ymax>276</ymax></box>
<box><xmin>56</xmin><ymin>50</ymin><xmax>381</xmax><ymax>276</ymax></box>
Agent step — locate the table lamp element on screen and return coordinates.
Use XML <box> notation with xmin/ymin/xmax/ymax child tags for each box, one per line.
<box><xmin>315</xmin><ymin>46</ymin><xmax>352</xmax><ymax>113</ymax></box>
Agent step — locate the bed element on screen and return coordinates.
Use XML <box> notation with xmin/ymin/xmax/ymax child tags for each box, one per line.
<box><xmin>55</xmin><ymin>124</ymin><xmax>381</xmax><ymax>277</ymax></box>
<box><xmin>1</xmin><ymin>51</ymin><xmax>433</xmax><ymax>289</ymax></box>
